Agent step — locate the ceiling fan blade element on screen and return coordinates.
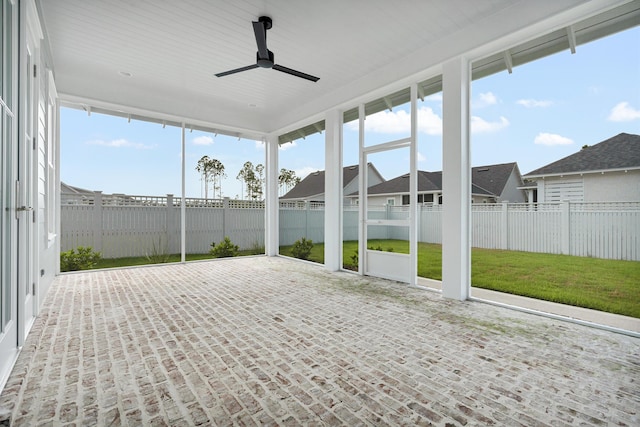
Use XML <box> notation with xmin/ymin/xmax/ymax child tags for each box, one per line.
<box><xmin>252</xmin><ymin>20</ymin><xmax>269</xmax><ymax>59</ymax></box>
<box><xmin>215</xmin><ymin>64</ymin><xmax>259</xmax><ymax>78</ymax></box>
<box><xmin>273</xmin><ymin>64</ymin><xmax>320</xmax><ymax>82</ymax></box>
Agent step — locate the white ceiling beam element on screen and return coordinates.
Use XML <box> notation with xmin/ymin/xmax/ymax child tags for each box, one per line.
<box><xmin>383</xmin><ymin>96</ymin><xmax>393</xmax><ymax>112</ymax></box>
<box><xmin>503</xmin><ymin>50</ymin><xmax>513</xmax><ymax>74</ymax></box>
<box><xmin>313</xmin><ymin>123</ymin><xmax>323</xmax><ymax>134</ymax></box>
<box><xmin>417</xmin><ymin>86</ymin><xmax>425</xmax><ymax>102</ymax></box>
<box><xmin>567</xmin><ymin>25</ymin><xmax>577</xmax><ymax>54</ymax></box>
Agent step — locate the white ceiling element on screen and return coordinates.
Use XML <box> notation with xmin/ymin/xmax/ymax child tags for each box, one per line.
<box><xmin>37</xmin><ymin>0</ymin><xmax>627</xmax><ymax>139</ymax></box>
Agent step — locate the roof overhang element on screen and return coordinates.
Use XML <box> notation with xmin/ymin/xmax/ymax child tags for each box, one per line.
<box><xmin>524</xmin><ymin>166</ymin><xmax>640</xmax><ymax>180</ymax></box>
<box><xmin>37</xmin><ymin>0</ymin><xmax>639</xmax><ymax>142</ymax></box>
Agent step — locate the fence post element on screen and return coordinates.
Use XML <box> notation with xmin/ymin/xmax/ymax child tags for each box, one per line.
<box><xmin>94</xmin><ymin>191</ymin><xmax>103</xmax><ymax>253</ymax></box>
<box><xmin>561</xmin><ymin>200</ymin><xmax>570</xmax><ymax>255</ymax></box>
<box><xmin>305</xmin><ymin>200</ymin><xmax>310</xmax><ymax>238</ymax></box>
<box><xmin>166</xmin><ymin>194</ymin><xmax>174</xmax><ymax>254</ymax></box>
<box><xmin>223</xmin><ymin>197</ymin><xmax>230</xmax><ymax>238</ymax></box>
<box><xmin>501</xmin><ymin>201</ymin><xmax>508</xmax><ymax>250</ymax></box>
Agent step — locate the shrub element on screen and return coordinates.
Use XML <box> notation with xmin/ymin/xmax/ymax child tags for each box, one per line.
<box><xmin>210</xmin><ymin>236</ymin><xmax>239</xmax><ymax>258</ymax></box>
<box><xmin>343</xmin><ymin>249</ymin><xmax>359</xmax><ymax>271</ymax></box>
<box><xmin>60</xmin><ymin>246</ymin><xmax>102</xmax><ymax>272</ymax></box>
<box><xmin>146</xmin><ymin>237</ymin><xmax>171</xmax><ymax>264</ymax></box>
<box><xmin>291</xmin><ymin>237</ymin><xmax>313</xmax><ymax>260</ymax></box>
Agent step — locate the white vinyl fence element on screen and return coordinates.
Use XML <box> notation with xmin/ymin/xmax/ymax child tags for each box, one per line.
<box><xmin>61</xmin><ymin>193</ymin><xmax>640</xmax><ymax>261</ymax></box>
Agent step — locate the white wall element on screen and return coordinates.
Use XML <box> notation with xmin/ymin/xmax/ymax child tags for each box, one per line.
<box><xmin>584</xmin><ymin>170</ymin><xmax>640</xmax><ymax>202</ymax></box>
<box><xmin>536</xmin><ymin>172</ymin><xmax>640</xmax><ymax>202</ymax></box>
<box><xmin>499</xmin><ymin>169</ymin><xmax>526</xmax><ymax>203</ymax></box>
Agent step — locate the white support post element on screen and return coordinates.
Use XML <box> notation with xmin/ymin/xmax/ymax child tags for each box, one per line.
<box><xmin>409</xmin><ymin>84</ymin><xmax>418</xmax><ymax>286</ymax></box>
<box><xmin>561</xmin><ymin>200</ymin><xmax>570</xmax><ymax>255</ymax></box>
<box><xmin>324</xmin><ymin>109</ymin><xmax>343</xmax><ymax>271</ymax></box>
<box><xmin>442</xmin><ymin>56</ymin><xmax>471</xmax><ymax>301</ymax></box>
<box><xmin>93</xmin><ymin>191</ymin><xmax>103</xmax><ymax>253</ymax></box>
<box><xmin>501</xmin><ymin>201</ymin><xmax>509</xmax><ymax>250</ymax></box>
<box><xmin>265</xmin><ymin>134</ymin><xmax>279</xmax><ymax>256</ymax></box>
<box><xmin>358</xmin><ymin>104</ymin><xmax>366</xmax><ymax>275</ymax></box>
<box><xmin>181</xmin><ymin>123</ymin><xmax>186</xmax><ymax>263</ymax></box>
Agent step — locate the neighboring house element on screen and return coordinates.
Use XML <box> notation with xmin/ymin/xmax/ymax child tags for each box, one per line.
<box><xmin>347</xmin><ymin>162</ymin><xmax>525</xmax><ymax>206</ymax></box>
<box><xmin>61</xmin><ymin>182</ymin><xmax>138</xmax><ymax>205</ymax></box>
<box><xmin>61</xmin><ymin>182</ymin><xmax>95</xmax><ymax>204</ymax></box>
<box><xmin>280</xmin><ymin>163</ymin><xmax>385</xmax><ymax>203</ymax></box>
<box><xmin>522</xmin><ymin>133</ymin><xmax>640</xmax><ymax>203</ymax></box>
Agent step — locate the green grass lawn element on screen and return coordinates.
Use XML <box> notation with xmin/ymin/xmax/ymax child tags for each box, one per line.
<box><xmin>94</xmin><ymin>249</ymin><xmax>260</xmax><ymax>269</ymax></box>
<box><xmin>86</xmin><ymin>239</ymin><xmax>639</xmax><ymax>318</ymax></box>
<box><xmin>280</xmin><ymin>239</ymin><xmax>640</xmax><ymax>318</ymax></box>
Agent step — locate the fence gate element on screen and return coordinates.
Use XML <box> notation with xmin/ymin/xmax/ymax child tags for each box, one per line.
<box><xmin>358</xmin><ymin>85</ymin><xmax>419</xmax><ymax>285</ymax></box>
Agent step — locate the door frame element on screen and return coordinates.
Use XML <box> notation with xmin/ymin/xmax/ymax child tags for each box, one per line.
<box><xmin>357</xmin><ymin>84</ymin><xmax>419</xmax><ymax>286</ymax></box>
<box><xmin>17</xmin><ymin>0</ymin><xmax>43</xmax><ymax>346</ymax></box>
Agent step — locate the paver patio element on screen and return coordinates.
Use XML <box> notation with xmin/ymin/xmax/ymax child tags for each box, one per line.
<box><xmin>0</xmin><ymin>256</ymin><xmax>637</xmax><ymax>426</ymax></box>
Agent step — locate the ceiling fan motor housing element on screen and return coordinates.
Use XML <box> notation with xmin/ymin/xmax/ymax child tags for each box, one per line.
<box><xmin>257</xmin><ymin>50</ymin><xmax>275</xmax><ymax>68</ymax></box>
<box><xmin>259</xmin><ymin>16</ymin><xmax>272</xmax><ymax>30</ymax></box>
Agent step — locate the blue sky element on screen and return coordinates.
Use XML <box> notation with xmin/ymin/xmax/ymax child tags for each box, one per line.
<box><xmin>61</xmin><ymin>26</ymin><xmax>640</xmax><ymax>198</ymax></box>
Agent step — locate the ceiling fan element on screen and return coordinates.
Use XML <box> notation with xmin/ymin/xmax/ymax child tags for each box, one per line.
<box><xmin>215</xmin><ymin>16</ymin><xmax>320</xmax><ymax>82</ymax></box>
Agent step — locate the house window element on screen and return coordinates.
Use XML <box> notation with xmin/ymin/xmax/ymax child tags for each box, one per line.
<box><xmin>386</xmin><ymin>198</ymin><xmax>395</xmax><ymax>206</ymax></box>
<box><xmin>402</xmin><ymin>194</ymin><xmax>426</xmax><ymax>205</ymax></box>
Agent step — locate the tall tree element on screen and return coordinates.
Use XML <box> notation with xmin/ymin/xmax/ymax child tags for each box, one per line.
<box><xmin>196</xmin><ymin>156</ymin><xmax>226</xmax><ymax>200</ymax></box>
<box><xmin>210</xmin><ymin>159</ymin><xmax>226</xmax><ymax>199</ymax></box>
<box><xmin>237</xmin><ymin>161</ymin><xmax>257</xmax><ymax>200</ymax></box>
<box><xmin>254</xmin><ymin>164</ymin><xmax>265</xmax><ymax>200</ymax></box>
<box><xmin>278</xmin><ymin>168</ymin><xmax>301</xmax><ymax>196</ymax></box>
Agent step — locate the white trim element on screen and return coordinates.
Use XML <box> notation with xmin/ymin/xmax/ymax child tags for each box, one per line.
<box><xmin>25</xmin><ymin>0</ymin><xmax>43</xmax><ymax>42</ymax></box>
<box><xmin>60</xmin><ymin>94</ymin><xmax>266</xmax><ymax>142</ymax></box>
<box><xmin>362</xmin><ymin>137</ymin><xmax>411</xmax><ymax>154</ymax></box>
<box><xmin>525</xmin><ymin>166</ymin><xmax>640</xmax><ymax>179</ymax></box>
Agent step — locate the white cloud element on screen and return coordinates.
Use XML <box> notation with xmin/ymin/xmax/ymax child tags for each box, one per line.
<box><xmin>193</xmin><ymin>135</ymin><xmax>214</xmax><ymax>146</ymax></box>
<box><xmin>295</xmin><ymin>166</ymin><xmax>319</xmax><ymax>180</ymax></box>
<box><xmin>470</xmin><ymin>116</ymin><xmax>509</xmax><ymax>134</ymax></box>
<box><xmin>534</xmin><ymin>132</ymin><xmax>574</xmax><ymax>146</ymax></box>
<box><xmin>361</xmin><ymin>109</ymin><xmax>411</xmax><ymax>133</ymax></box>
<box><xmin>255</xmin><ymin>140</ymin><xmax>265</xmax><ymax>150</ymax></box>
<box><xmin>607</xmin><ymin>102</ymin><xmax>640</xmax><ymax>122</ymax></box>
<box><xmin>279</xmin><ymin>141</ymin><xmax>298</xmax><ymax>151</ymax></box>
<box><xmin>424</xmin><ymin>93</ymin><xmax>442</xmax><ymax>102</ymax></box>
<box><xmin>474</xmin><ymin>92</ymin><xmax>498</xmax><ymax>108</ymax></box>
<box><xmin>87</xmin><ymin>138</ymin><xmax>153</xmax><ymax>149</ymax></box>
<box><xmin>418</xmin><ymin>107</ymin><xmax>443</xmax><ymax>135</ymax></box>
<box><xmin>347</xmin><ymin>108</ymin><xmax>509</xmax><ymax>135</ymax></box>
<box><xmin>346</xmin><ymin>106</ymin><xmax>442</xmax><ymax>135</ymax></box>
<box><xmin>417</xmin><ymin>152</ymin><xmax>426</xmax><ymax>162</ymax></box>
<box><xmin>517</xmin><ymin>99</ymin><xmax>553</xmax><ymax>108</ymax></box>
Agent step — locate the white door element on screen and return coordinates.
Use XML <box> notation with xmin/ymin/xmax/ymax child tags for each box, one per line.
<box><xmin>18</xmin><ymin>17</ymin><xmax>39</xmax><ymax>343</ymax></box>
<box><xmin>0</xmin><ymin>0</ymin><xmax>20</xmax><ymax>385</ymax></box>
<box><xmin>358</xmin><ymin>85</ymin><xmax>419</xmax><ymax>286</ymax></box>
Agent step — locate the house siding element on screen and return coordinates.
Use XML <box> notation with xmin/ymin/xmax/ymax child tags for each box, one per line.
<box><xmin>584</xmin><ymin>170</ymin><xmax>640</xmax><ymax>202</ymax></box>
<box><xmin>542</xmin><ymin>177</ymin><xmax>584</xmax><ymax>202</ymax></box>
<box><xmin>499</xmin><ymin>170</ymin><xmax>526</xmax><ymax>203</ymax></box>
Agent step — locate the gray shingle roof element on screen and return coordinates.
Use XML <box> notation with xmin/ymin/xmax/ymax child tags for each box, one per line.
<box><xmin>524</xmin><ymin>133</ymin><xmax>640</xmax><ymax>177</ymax></box>
<box><xmin>280</xmin><ymin>164</ymin><xmax>361</xmax><ymax>200</ymax></box>
<box><xmin>351</xmin><ymin>163</ymin><xmax>517</xmax><ymax>197</ymax></box>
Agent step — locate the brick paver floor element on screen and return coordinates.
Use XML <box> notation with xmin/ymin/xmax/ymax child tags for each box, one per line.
<box><xmin>0</xmin><ymin>256</ymin><xmax>638</xmax><ymax>426</ymax></box>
